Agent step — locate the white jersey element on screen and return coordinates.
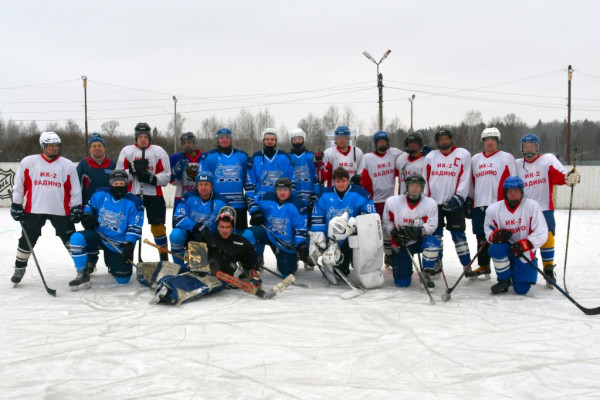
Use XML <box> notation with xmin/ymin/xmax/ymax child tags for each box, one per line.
<box><xmin>516</xmin><ymin>154</ymin><xmax>567</xmax><ymax>211</ymax></box>
<box><xmin>117</xmin><ymin>144</ymin><xmax>171</xmax><ymax>197</ymax></box>
<box><xmin>470</xmin><ymin>150</ymin><xmax>516</xmax><ymax>207</ymax></box>
<box><xmin>383</xmin><ymin>195</ymin><xmax>438</xmax><ymax>246</ymax></box>
<box><xmin>395</xmin><ymin>153</ymin><xmax>426</xmax><ymax>195</ymax></box>
<box><xmin>424</xmin><ymin>147</ymin><xmax>472</xmax><ymax>204</ymax></box>
<box><xmin>357</xmin><ymin>148</ymin><xmax>402</xmax><ymax>203</ymax></box>
<box><xmin>484</xmin><ymin>198</ymin><xmax>548</xmax><ymax>252</ymax></box>
<box><xmin>321</xmin><ymin>145</ymin><xmax>364</xmax><ymax>186</ymax></box>
<box><xmin>12</xmin><ymin>154</ymin><xmax>82</xmax><ymax>216</ymax></box>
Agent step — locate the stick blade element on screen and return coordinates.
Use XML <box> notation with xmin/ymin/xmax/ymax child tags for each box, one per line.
<box><xmin>341</xmin><ymin>289</ymin><xmax>364</xmax><ymax>300</ymax></box>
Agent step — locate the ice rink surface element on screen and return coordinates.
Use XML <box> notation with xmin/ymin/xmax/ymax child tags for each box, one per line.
<box><xmin>2</xmin><ymin>208</ymin><xmax>600</xmax><ymax>399</ymax></box>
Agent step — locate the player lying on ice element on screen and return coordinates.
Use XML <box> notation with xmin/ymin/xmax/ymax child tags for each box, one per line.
<box><xmin>68</xmin><ymin>169</ymin><xmax>144</xmax><ymax>290</ymax></box>
<box><xmin>484</xmin><ymin>176</ymin><xmax>549</xmax><ymax>295</ymax></box>
<box><xmin>309</xmin><ymin>167</ymin><xmax>385</xmax><ymax>289</ymax></box>
<box><xmin>382</xmin><ymin>174</ymin><xmax>441</xmax><ymax>289</ymax></box>
<box><xmin>150</xmin><ymin>207</ymin><xmax>260</xmax><ymax>305</ymax></box>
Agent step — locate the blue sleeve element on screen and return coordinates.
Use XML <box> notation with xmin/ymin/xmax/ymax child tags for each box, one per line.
<box><xmin>125</xmin><ymin>195</ymin><xmax>144</xmax><ymax>244</ymax></box>
<box><xmin>245</xmin><ymin>154</ymin><xmax>258</xmax><ymax>209</ymax></box>
<box><xmin>311</xmin><ymin>195</ymin><xmax>327</xmax><ymax>234</ymax></box>
<box><xmin>293</xmin><ymin>208</ymin><xmax>308</xmax><ymax>246</ymax></box>
<box><xmin>85</xmin><ymin>190</ymin><xmax>103</xmax><ymax>215</ymax></box>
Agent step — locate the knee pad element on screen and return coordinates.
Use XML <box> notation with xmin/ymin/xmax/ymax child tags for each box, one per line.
<box><xmin>242</xmin><ymin>229</ymin><xmax>256</xmax><ymax>245</ymax></box>
<box><xmin>513</xmin><ymin>281</ymin><xmax>531</xmax><ymax>295</ymax></box>
<box><xmin>169</xmin><ymin>228</ymin><xmax>188</xmax><ymax>247</ymax></box>
<box><xmin>70</xmin><ymin>232</ymin><xmax>87</xmax><ymax>249</ymax></box>
<box><xmin>115</xmin><ymin>276</ymin><xmax>131</xmax><ymax>285</ymax></box>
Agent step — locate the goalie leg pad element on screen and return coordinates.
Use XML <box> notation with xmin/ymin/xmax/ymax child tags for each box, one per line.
<box><xmin>348</xmin><ymin>214</ymin><xmax>384</xmax><ymax>288</ymax></box>
<box><xmin>156</xmin><ymin>272</ymin><xmax>226</xmax><ymax>305</ymax></box>
<box><xmin>137</xmin><ymin>261</ymin><xmax>184</xmax><ymax>288</ymax></box>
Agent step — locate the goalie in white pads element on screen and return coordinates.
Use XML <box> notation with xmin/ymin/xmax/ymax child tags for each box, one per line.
<box><xmin>383</xmin><ymin>174</ymin><xmax>440</xmax><ymax>288</ymax></box>
<box><xmin>484</xmin><ymin>176</ymin><xmax>548</xmax><ymax>295</ymax></box>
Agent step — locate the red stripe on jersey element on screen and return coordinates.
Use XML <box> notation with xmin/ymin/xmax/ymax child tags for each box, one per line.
<box><xmin>63</xmin><ymin>175</ymin><xmax>72</xmax><ymax>214</ymax></box>
<box><xmin>497</xmin><ymin>165</ymin><xmax>511</xmax><ymax>201</ymax></box>
<box><xmin>24</xmin><ymin>168</ymin><xmax>33</xmax><ymax>213</ymax></box>
<box><xmin>361</xmin><ymin>169</ymin><xmax>374</xmax><ymax>198</ymax></box>
<box><xmin>426</xmin><ymin>164</ymin><xmax>432</xmax><ymax>196</ymax></box>
<box><xmin>455</xmin><ymin>164</ymin><xmax>464</xmax><ymax>194</ymax></box>
<box><xmin>156</xmin><ymin>158</ymin><xmax>164</xmax><ymax>175</ymax></box>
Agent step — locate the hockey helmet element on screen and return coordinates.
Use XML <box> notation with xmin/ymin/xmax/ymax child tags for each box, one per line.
<box><xmin>180</xmin><ymin>131</ymin><xmax>197</xmax><ymax>145</ymax></box>
<box><xmin>216</xmin><ymin>205</ymin><xmax>237</xmax><ymax>227</ymax></box>
<box><xmin>216</xmin><ymin>127</ymin><xmax>232</xmax><ymax>137</ymax></box>
<box><xmin>373</xmin><ymin>130</ymin><xmax>389</xmax><ymax>144</ymax></box>
<box><xmin>262</xmin><ymin>127</ymin><xmax>278</xmax><ymax>139</ymax></box>
<box><xmin>275</xmin><ymin>177</ymin><xmax>293</xmax><ymax>190</ymax></box>
<box><xmin>109</xmin><ymin>169</ymin><xmax>129</xmax><ymax>186</ymax></box>
<box><xmin>289</xmin><ymin>128</ymin><xmax>306</xmax><ymax>141</ymax></box>
<box><xmin>481</xmin><ymin>127</ymin><xmax>501</xmax><ymax>142</ymax></box>
<box><xmin>195</xmin><ymin>171</ymin><xmax>214</xmax><ymax>184</ymax></box>
<box><xmin>39</xmin><ymin>131</ymin><xmax>61</xmax><ymax>149</ymax></box>
<box><xmin>334</xmin><ymin>126</ymin><xmax>351</xmax><ymax>136</ymax></box>
<box><xmin>405</xmin><ymin>174</ymin><xmax>426</xmax><ymax>202</ymax></box>
<box><xmin>134</xmin><ymin>122</ymin><xmax>152</xmax><ymax>142</ymax></box>
<box><xmin>520</xmin><ymin>133</ymin><xmax>540</xmax><ymax>157</ymax></box>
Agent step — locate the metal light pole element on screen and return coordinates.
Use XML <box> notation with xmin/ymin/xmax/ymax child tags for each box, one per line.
<box><xmin>173</xmin><ymin>95</ymin><xmax>178</xmax><ymax>154</ymax></box>
<box><xmin>363</xmin><ymin>49</ymin><xmax>391</xmax><ymax>130</ymax></box>
<box><xmin>567</xmin><ymin>65</ymin><xmax>573</xmax><ymax>164</ymax></box>
<box><xmin>408</xmin><ymin>94</ymin><xmax>415</xmax><ymax>132</ymax></box>
<box><xmin>82</xmin><ymin>76</ymin><xmax>88</xmax><ymax>155</ymax></box>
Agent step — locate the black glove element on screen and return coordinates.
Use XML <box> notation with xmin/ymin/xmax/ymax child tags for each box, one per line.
<box><xmin>510</xmin><ymin>239</ymin><xmax>533</xmax><ymax>257</ymax></box>
<box><xmin>192</xmin><ymin>222</ymin><xmax>208</xmax><ymax>235</ymax></box>
<box><xmin>463</xmin><ymin>197</ymin><xmax>473</xmax><ymax>219</ymax></box>
<box><xmin>250</xmin><ymin>210</ymin><xmax>266</xmax><ymax>226</ymax></box>
<box><xmin>11</xmin><ymin>203</ymin><xmax>24</xmax><ymax>222</ymax></box>
<box><xmin>442</xmin><ymin>194</ymin><xmax>464</xmax><ymax>213</ymax></box>
<box><xmin>490</xmin><ymin>229</ymin><xmax>513</xmax><ymax>244</ymax></box>
<box><xmin>390</xmin><ymin>228</ymin><xmax>407</xmax><ymax>247</ymax></box>
<box><xmin>70</xmin><ymin>205</ymin><xmax>83</xmax><ymax>224</ymax></box>
<box><xmin>121</xmin><ymin>241</ymin><xmax>136</xmax><ymax>263</ymax></box>
<box><xmin>350</xmin><ymin>175</ymin><xmax>362</xmax><ymax>186</ymax></box>
<box><xmin>397</xmin><ymin>226</ymin><xmax>424</xmax><ymax>242</ymax></box>
<box><xmin>81</xmin><ymin>213</ymin><xmax>99</xmax><ymax>230</ymax></box>
<box><xmin>137</xmin><ymin>171</ymin><xmax>158</xmax><ymax>185</ymax></box>
<box><xmin>297</xmin><ymin>242</ymin><xmax>314</xmax><ymax>266</ymax></box>
<box><xmin>133</xmin><ymin>158</ymin><xmax>149</xmax><ymax>174</ymax></box>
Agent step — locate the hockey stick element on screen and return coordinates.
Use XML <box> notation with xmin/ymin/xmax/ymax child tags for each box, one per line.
<box><xmin>441</xmin><ymin>241</ymin><xmax>488</xmax><ymax>302</ymax></box>
<box><xmin>259</xmin><ymin>264</ymin><xmax>310</xmax><ymax>288</ymax></box>
<box><xmin>95</xmin><ymin>231</ymin><xmax>139</xmax><ymax>268</ymax></box>
<box><xmin>19</xmin><ymin>221</ymin><xmax>57</xmax><ymax>297</ymax></box>
<box><xmin>519</xmin><ymin>253</ymin><xmax>600</xmax><ymax>315</ymax></box>
<box><xmin>563</xmin><ymin>149</ymin><xmax>578</xmax><ymax>293</ymax></box>
<box><xmin>404</xmin><ymin>247</ymin><xmax>435</xmax><ymax>305</ymax></box>
<box><xmin>137</xmin><ymin>147</ymin><xmax>146</xmax><ymax>263</ymax></box>
<box><xmin>144</xmin><ymin>239</ymin><xmax>185</xmax><ymax>261</ymax></box>
<box><xmin>215</xmin><ymin>270</ymin><xmax>295</xmax><ymax>300</ymax></box>
<box><xmin>260</xmin><ymin>224</ymin><xmax>316</xmax><ymax>269</ymax></box>
<box><xmin>333</xmin><ymin>266</ymin><xmax>365</xmax><ymax>300</ymax></box>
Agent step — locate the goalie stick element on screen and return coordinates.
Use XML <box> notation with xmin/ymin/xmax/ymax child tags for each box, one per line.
<box><xmin>333</xmin><ymin>266</ymin><xmax>365</xmax><ymax>300</ymax></box>
<box><xmin>520</xmin><ymin>253</ymin><xmax>600</xmax><ymax>316</ymax></box>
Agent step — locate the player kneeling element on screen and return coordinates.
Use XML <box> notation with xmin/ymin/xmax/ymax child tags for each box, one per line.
<box><xmin>383</xmin><ymin>174</ymin><xmax>441</xmax><ymax>288</ymax></box>
<box><xmin>484</xmin><ymin>176</ymin><xmax>548</xmax><ymax>295</ymax></box>
<box><xmin>68</xmin><ymin>170</ymin><xmax>144</xmax><ymax>290</ymax></box>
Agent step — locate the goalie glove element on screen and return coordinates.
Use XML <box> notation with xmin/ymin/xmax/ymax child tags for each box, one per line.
<box><xmin>565</xmin><ymin>169</ymin><xmax>580</xmax><ymax>187</ymax></box>
<box><xmin>328</xmin><ymin>212</ymin><xmax>354</xmax><ymax>241</ymax></box>
<box><xmin>489</xmin><ymin>229</ymin><xmax>512</xmax><ymax>244</ymax></box>
<box><xmin>309</xmin><ymin>231</ymin><xmax>326</xmax><ymax>264</ymax></box>
<box><xmin>322</xmin><ymin>242</ymin><xmax>343</xmax><ymax>268</ymax></box>
<box><xmin>510</xmin><ymin>239</ymin><xmax>533</xmax><ymax>257</ymax></box>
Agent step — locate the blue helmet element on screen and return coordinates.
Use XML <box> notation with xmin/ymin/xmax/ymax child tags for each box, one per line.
<box><xmin>373</xmin><ymin>130</ymin><xmax>389</xmax><ymax>143</ymax></box>
<box><xmin>216</xmin><ymin>127</ymin><xmax>232</xmax><ymax>137</ymax></box>
<box><xmin>503</xmin><ymin>176</ymin><xmax>524</xmax><ymax>191</ymax></box>
<box><xmin>520</xmin><ymin>133</ymin><xmax>540</xmax><ymax>157</ymax></box>
<box><xmin>334</xmin><ymin>126</ymin><xmax>351</xmax><ymax>136</ymax></box>
<box><xmin>195</xmin><ymin>171</ymin><xmax>214</xmax><ymax>184</ymax></box>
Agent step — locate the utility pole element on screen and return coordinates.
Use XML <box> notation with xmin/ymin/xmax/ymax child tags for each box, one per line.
<box><xmin>82</xmin><ymin>76</ymin><xmax>88</xmax><ymax>156</ymax></box>
<box><xmin>408</xmin><ymin>94</ymin><xmax>415</xmax><ymax>132</ymax></box>
<box><xmin>567</xmin><ymin>65</ymin><xmax>573</xmax><ymax>164</ymax></box>
<box><xmin>173</xmin><ymin>95</ymin><xmax>178</xmax><ymax>154</ymax></box>
<box><xmin>363</xmin><ymin>49</ymin><xmax>391</xmax><ymax>131</ymax></box>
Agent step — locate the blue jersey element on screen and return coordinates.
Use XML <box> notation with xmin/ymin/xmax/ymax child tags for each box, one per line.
<box><xmin>289</xmin><ymin>150</ymin><xmax>320</xmax><ymax>205</ymax></box>
<box><xmin>76</xmin><ymin>157</ymin><xmax>116</xmax><ymax>206</ymax></box>
<box><xmin>85</xmin><ymin>188</ymin><xmax>144</xmax><ymax>251</ymax></box>
<box><xmin>201</xmin><ymin>148</ymin><xmax>249</xmax><ymax>210</ymax></box>
<box><xmin>312</xmin><ymin>185</ymin><xmax>376</xmax><ymax>235</ymax></box>
<box><xmin>170</xmin><ymin>150</ymin><xmax>202</xmax><ymax>210</ymax></box>
<box><xmin>173</xmin><ymin>190</ymin><xmax>229</xmax><ymax>233</ymax></box>
<box><xmin>253</xmin><ymin>192</ymin><xmax>308</xmax><ymax>254</ymax></box>
<box><xmin>245</xmin><ymin>150</ymin><xmax>295</xmax><ymax>209</ymax></box>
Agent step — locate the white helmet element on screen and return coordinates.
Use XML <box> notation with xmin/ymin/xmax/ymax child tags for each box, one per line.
<box><xmin>262</xmin><ymin>127</ymin><xmax>278</xmax><ymax>139</ymax></box>
<box><xmin>289</xmin><ymin>128</ymin><xmax>305</xmax><ymax>141</ymax></box>
<box><xmin>481</xmin><ymin>127</ymin><xmax>501</xmax><ymax>142</ymax></box>
<box><xmin>39</xmin><ymin>132</ymin><xmax>61</xmax><ymax>149</ymax></box>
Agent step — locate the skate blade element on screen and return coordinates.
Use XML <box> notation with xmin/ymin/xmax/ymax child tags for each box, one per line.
<box><xmin>70</xmin><ymin>282</ymin><xmax>91</xmax><ymax>292</ymax></box>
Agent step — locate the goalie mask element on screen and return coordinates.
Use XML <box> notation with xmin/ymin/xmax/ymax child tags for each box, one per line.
<box><xmin>216</xmin><ymin>206</ymin><xmax>237</xmax><ymax>228</ymax></box>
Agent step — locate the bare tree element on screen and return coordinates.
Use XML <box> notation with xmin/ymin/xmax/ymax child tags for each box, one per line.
<box><xmin>101</xmin><ymin>120</ymin><xmax>120</xmax><ymax>137</ymax></box>
<box><xmin>341</xmin><ymin>105</ymin><xmax>356</xmax><ymax>127</ymax></box>
<box><xmin>255</xmin><ymin>108</ymin><xmax>275</xmax><ymax>141</ymax></box>
<box><xmin>322</xmin><ymin>105</ymin><xmax>340</xmax><ymax>131</ymax></box>
<box><xmin>166</xmin><ymin>112</ymin><xmax>186</xmax><ymax>139</ymax></box>
<box><xmin>298</xmin><ymin>113</ymin><xmax>325</xmax><ymax>151</ymax></box>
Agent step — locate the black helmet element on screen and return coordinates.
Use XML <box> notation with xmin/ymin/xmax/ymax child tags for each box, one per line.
<box><xmin>134</xmin><ymin>122</ymin><xmax>152</xmax><ymax>142</ymax></box>
<box><xmin>404</xmin><ymin>132</ymin><xmax>423</xmax><ymax>153</ymax></box>
<box><xmin>180</xmin><ymin>131</ymin><xmax>196</xmax><ymax>145</ymax></box>
<box><xmin>434</xmin><ymin>129</ymin><xmax>453</xmax><ymax>150</ymax></box>
<box><xmin>109</xmin><ymin>169</ymin><xmax>129</xmax><ymax>186</ymax></box>
<box><xmin>405</xmin><ymin>174</ymin><xmax>426</xmax><ymax>202</ymax></box>
<box><xmin>275</xmin><ymin>177</ymin><xmax>293</xmax><ymax>190</ymax></box>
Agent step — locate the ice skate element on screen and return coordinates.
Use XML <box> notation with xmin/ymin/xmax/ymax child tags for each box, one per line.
<box><xmin>466</xmin><ymin>265</ymin><xmax>491</xmax><ymax>280</ymax></box>
<box><xmin>150</xmin><ymin>285</ymin><xmax>171</xmax><ymax>304</ymax></box>
<box><xmin>11</xmin><ymin>267</ymin><xmax>26</xmax><ymax>286</ymax></box>
<box><xmin>491</xmin><ymin>277</ymin><xmax>511</xmax><ymax>295</ymax></box>
<box><xmin>69</xmin><ymin>269</ymin><xmax>91</xmax><ymax>291</ymax></box>
<box><xmin>420</xmin><ymin>272</ymin><xmax>435</xmax><ymax>290</ymax></box>
<box><xmin>543</xmin><ymin>265</ymin><xmax>556</xmax><ymax>289</ymax></box>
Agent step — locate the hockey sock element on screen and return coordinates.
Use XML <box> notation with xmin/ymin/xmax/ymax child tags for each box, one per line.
<box><xmin>451</xmin><ymin>230</ymin><xmax>471</xmax><ymax>266</ymax></box>
<box><xmin>489</xmin><ymin>243</ymin><xmax>511</xmax><ymax>280</ymax></box>
<box><xmin>15</xmin><ymin>246</ymin><xmax>31</xmax><ymax>268</ymax></box>
<box><xmin>70</xmin><ymin>232</ymin><xmax>88</xmax><ymax>270</ymax></box>
<box><xmin>151</xmin><ymin>224</ymin><xmax>168</xmax><ymax>247</ymax></box>
<box><xmin>540</xmin><ymin>231</ymin><xmax>555</xmax><ymax>268</ymax></box>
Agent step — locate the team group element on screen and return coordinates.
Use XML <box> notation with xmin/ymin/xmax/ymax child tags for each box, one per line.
<box><xmin>9</xmin><ymin>122</ymin><xmax>580</xmax><ymax>304</ymax></box>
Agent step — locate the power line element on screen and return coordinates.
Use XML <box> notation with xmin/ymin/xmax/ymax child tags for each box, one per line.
<box><xmin>0</xmin><ymin>78</ymin><xmax>80</xmax><ymax>90</ymax></box>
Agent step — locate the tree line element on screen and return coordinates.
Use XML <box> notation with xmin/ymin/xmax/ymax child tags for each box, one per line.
<box><xmin>1</xmin><ymin>106</ymin><xmax>598</xmax><ymax>164</ymax></box>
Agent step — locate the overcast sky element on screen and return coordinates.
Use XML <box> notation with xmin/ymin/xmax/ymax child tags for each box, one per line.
<box><xmin>1</xmin><ymin>0</ymin><xmax>599</xmax><ymax>138</ymax></box>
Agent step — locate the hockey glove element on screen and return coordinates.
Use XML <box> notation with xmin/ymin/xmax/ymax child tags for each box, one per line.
<box><xmin>510</xmin><ymin>239</ymin><xmax>533</xmax><ymax>257</ymax></box>
<box><xmin>70</xmin><ymin>205</ymin><xmax>83</xmax><ymax>224</ymax></box>
<box><xmin>309</xmin><ymin>231</ymin><xmax>327</xmax><ymax>264</ymax></box>
<box><xmin>132</xmin><ymin>158</ymin><xmax>149</xmax><ymax>174</ymax></box>
<box><xmin>10</xmin><ymin>203</ymin><xmax>24</xmax><ymax>222</ymax></box>
<box><xmin>173</xmin><ymin>158</ymin><xmax>189</xmax><ymax>180</ymax></box>
<box><xmin>121</xmin><ymin>241</ymin><xmax>136</xmax><ymax>263</ymax></box>
<box><xmin>398</xmin><ymin>226</ymin><xmax>424</xmax><ymax>242</ymax></box>
<box><xmin>137</xmin><ymin>171</ymin><xmax>158</xmax><ymax>186</ymax></box>
<box><xmin>192</xmin><ymin>222</ymin><xmax>208</xmax><ymax>235</ymax></box>
<box><xmin>463</xmin><ymin>197</ymin><xmax>473</xmax><ymax>219</ymax></box>
<box><xmin>490</xmin><ymin>229</ymin><xmax>512</xmax><ymax>244</ymax></box>
<box><xmin>81</xmin><ymin>213</ymin><xmax>99</xmax><ymax>230</ymax></box>
<box><xmin>441</xmin><ymin>194</ymin><xmax>464</xmax><ymax>213</ymax></box>
<box><xmin>249</xmin><ymin>269</ymin><xmax>262</xmax><ymax>288</ymax></box>
<box><xmin>565</xmin><ymin>169</ymin><xmax>580</xmax><ymax>187</ymax></box>
<box><xmin>350</xmin><ymin>174</ymin><xmax>362</xmax><ymax>186</ymax></box>
<box><xmin>390</xmin><ymin>228</ymin><xmax>408</xmax><ymax>247</ymax></box>
<box><xmin>297</xmin><ymin>242</ymin><xmax>314</xmax><ymax>267</ymax></box>
<box><xmin>249</xmin><ymin>210</ymin><xmax>266</xmax><ymax>226</ymax></box>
